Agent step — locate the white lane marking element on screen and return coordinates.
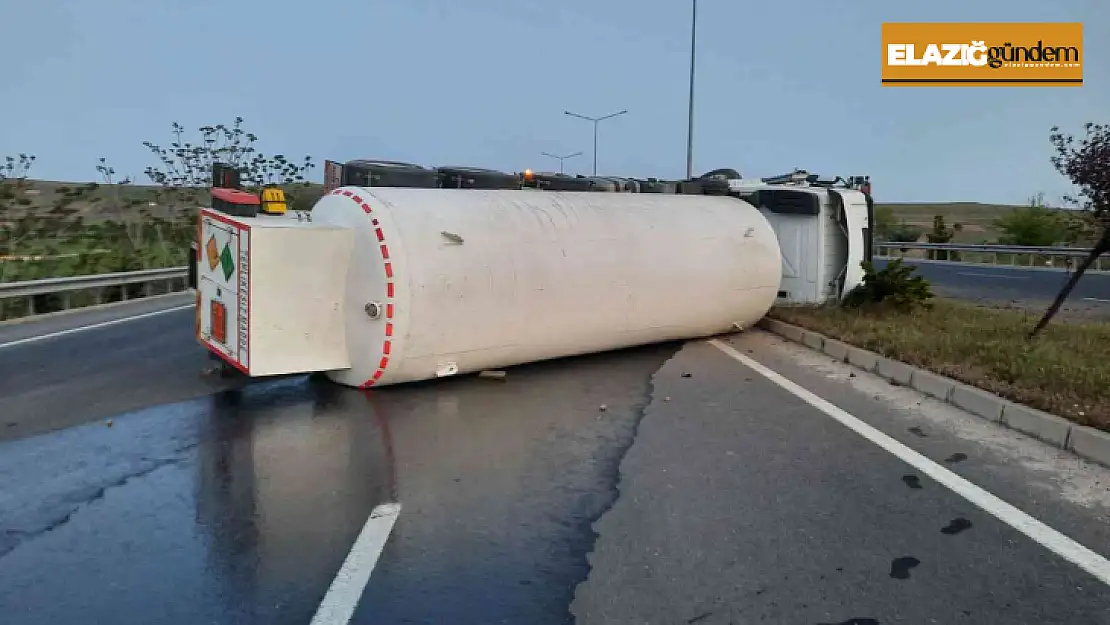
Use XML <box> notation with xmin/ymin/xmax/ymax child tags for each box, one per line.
<box><xmin>956</xmin><ymin>271</ymin><xmax>1027</xmax><ymax>280</ymax></box>
<box><xmin>0</xmin><ymin>304</ymin><xmax>195</xmax><ymax>350</ymax></box>
<box><xmin>1083</xmin><ymin>297</ymin><xmax>1110</xmax><ymax>303</ymax></box>
<box><xmin>310</xmin><ymin>502</ymin><xmax>402</xmax><ymax>625</ymax></box>
<box><xmin>709</xmin><ymin>339</ymin><xmax>1110</xmax><ymax>587</ymax></box>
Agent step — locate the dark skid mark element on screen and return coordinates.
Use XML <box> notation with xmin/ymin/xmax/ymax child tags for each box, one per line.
<box><xmin>564</xmin><ymin>343</ymin><xmax>684</xmax><ymax>624</ymax></box>
<box><xmin>688</xmin><ymin>612</ymin><xmax>712</xmax><ymax>623</ymax></box>
<box><xmin>944</xmin><ymin>452</ymin><xmax>968</xmax><ymax>463</ymax></box>
<box><xmin>941</xmin><ymin>518</ymin><xmax>973</xmax><ymax>535</ymax></box>
<box><xmin>817</xmin><ymin>619</ymin><xmax>880</xmax><ymax>625</ymax></box>
<box><xmin>889</xmin><ymin>556</ymin><xmax>921</xmax><ymax>579</ymax></box>
<box><xmin>907</xmin><ymin>426</ymin><xmax>928</xmax><ymax>437</ymax></box>
<box><xmin>681</xmin><ymin>372</ymin><xmax>692</xmax><ymax>378</ymax></box>
<box><xmin>901</xmin><ymin>474</ymin><xmax>922</xmax><ymax>489</ymax></box>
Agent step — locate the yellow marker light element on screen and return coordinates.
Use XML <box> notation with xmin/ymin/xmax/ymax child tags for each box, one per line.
<box><xmin>260</xmin><ymin>185</ymin><xmax>288</xmax><ymax>215</ymax></box>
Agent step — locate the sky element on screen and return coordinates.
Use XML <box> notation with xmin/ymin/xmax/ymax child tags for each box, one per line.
<box><xmin>0</xmin><ymin>0</ymin><xmax>1106</xmax><ymax>204</ymax></box>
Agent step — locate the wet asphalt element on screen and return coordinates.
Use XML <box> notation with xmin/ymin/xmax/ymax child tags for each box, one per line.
<box><xmin>2</xmin><ymin>300</ymin><xmax>1110</xmax><ymax>624</ymax></box>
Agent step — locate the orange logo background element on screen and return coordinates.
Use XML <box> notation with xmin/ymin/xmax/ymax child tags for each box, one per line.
<box><xmin>881</xmin><ymin>22</ymin><xmax>1083</xmax><ymax>87</ymax></box>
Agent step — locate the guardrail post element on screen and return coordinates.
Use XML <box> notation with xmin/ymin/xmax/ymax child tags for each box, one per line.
<box><xmin>0</xmin><ymin>267</ymin><xmax>190</xmax><ymax>321</ymax></box>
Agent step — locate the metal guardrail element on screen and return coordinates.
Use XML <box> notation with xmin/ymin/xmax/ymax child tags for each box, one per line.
<box><xmin>0</xmin><ymin>266</ymin><xmax>189</xmax><ymax>318</ymax></box>
<box><xmin>877</xmin><ymin>242</ymin><xmax>1100</xmax><ymax>255</ymax></box>
<box><xmin>0</xmin><ymin>267</ymin><xmax>188</xmax><ymax>299</ymax></box>
<box><xmin>875</xmin><ymin>242</ymin><xmax>1109</xmax><ymax>270</ymax></box>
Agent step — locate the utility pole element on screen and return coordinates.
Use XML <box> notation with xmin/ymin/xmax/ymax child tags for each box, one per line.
<box><xmin>540</xmin><ymin>151</ymin><xmax>583</xmax><ymax>174</ymax></box>
<box><xmin>685</xmin><ymin>0</ymin><xmax>697</xmax><ymax>180</ymax></box>
<box><xmin>563</xmin><ymin>109</ymin><xmax>628</xmax><ymax>176</ymax></box>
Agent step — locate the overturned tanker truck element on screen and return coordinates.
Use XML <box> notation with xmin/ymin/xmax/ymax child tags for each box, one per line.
<box><xmin>188</xmin><ymin>159</ymin><xmax>873</xmax><ymax>388</ymax></box>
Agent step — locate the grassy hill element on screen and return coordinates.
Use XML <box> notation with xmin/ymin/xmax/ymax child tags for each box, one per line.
<box><xmin>875</xmin><ymin>201</ymin><xmax>1026</xmax><ymax>243</ymax></box>
<box><xmin>3</xmin><ymin>179</ymin><xmax>326</xmax><ymax>222</ymax></box>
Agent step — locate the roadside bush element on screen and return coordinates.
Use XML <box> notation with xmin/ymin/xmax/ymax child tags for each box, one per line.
<box><xmin>842</xmin><ymin>259</ymin><xmax>933</xmax><ymax>311</ymax></box>
<box><xmin>926</xmin><ymin>215</ymin><xmax>960</xmax><ymax>261</ymax></box>
<box><xmin>995</xmin><ymin>193</ymin><xmax>1068</xmax><ymax>247</ymax></box>
<box><xmin>885</xmin><ymin>225</ymin><xmax>922</xmax><ymax>244</ymax></box>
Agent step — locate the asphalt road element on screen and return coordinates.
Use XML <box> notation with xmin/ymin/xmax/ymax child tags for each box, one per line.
<box><xmin>2</xmin><ymin>300</ymin><xmax>1110</xmax><ymax>623</ymax></box>
<box><xmin>875</xmin><ymin>258</ymin><xmax>1110</xmax><ymax>310</ymax></box>
<box><xmin>0</xmin><ymin>293</ymin><xmax>241</xmax><ymax>441</ymax></box>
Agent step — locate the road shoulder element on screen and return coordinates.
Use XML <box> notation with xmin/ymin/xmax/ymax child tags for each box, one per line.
<box><xmin>571</xmin><ymin>333</ymin><xmax>1110</xmax><ymax>624</ymax></box>
<box><xmin>0</xmin><ymin>292</ymin><xmax>194</xmax><ymax>347</ymax></box>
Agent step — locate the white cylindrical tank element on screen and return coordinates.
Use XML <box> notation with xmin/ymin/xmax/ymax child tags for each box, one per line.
<box><xmin>310</xmin><ymin>186</ymin><xmax>782</xmax><ymax>388</ymax></box>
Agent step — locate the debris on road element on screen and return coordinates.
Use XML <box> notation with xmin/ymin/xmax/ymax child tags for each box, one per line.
<box><xmin>478</xmin><ymin>370</ymin><xmax>507</xmax><ymax>381</ymax></box>
<box><xmin>441</xmin><ymin>230</ymin><xmax>465</xmax><ymax>244</ymax></box>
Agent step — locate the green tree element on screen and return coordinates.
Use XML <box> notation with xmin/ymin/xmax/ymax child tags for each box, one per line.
<box><xmin>135</xmin><ymin>117</ymin><xmax>317</xmax><ymax>217</ymax></box>
<box><xmin>1030</xmin><ymin>123</ymin><xmax>1110</xmax><ymax>338</ymax></box>
<box><xmin>926</xmin><ymin>214</ymin><xmax>956</xmax><ymax>260</ymax></box>
<box><xmin>995</xmin><ymin>193</ymin><xmax>1067</xmax><ymax>246</ymax></box>
<box><xmin>89</xmin><ymin>117</ymin><xmax>320</xmax><ymax>274</ymax></box>
<box><xmin>842</xmin><ymin>259</ymin><xmax>933</xmax><ymax>311</ymax></box>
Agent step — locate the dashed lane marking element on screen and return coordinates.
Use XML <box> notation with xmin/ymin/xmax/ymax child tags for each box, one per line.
<box><xmin>309</xmin><ymin>502</ymin><xmax>402</xmax><ymax>625</ymax></box>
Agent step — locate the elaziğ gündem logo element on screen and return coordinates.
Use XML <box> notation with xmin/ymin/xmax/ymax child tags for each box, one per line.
<box><xmin>881</xmin><ymin>22</ymin><xmax>1083</xmax><ymax>87</ymax></box>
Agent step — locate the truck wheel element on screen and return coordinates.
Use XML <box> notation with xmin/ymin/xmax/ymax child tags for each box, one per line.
<box><xmin>436</xmin><ymin>167</ymin><xmax>520</xmax><ymax>190</ymax></box>
<box><xmin>343</xmin><ymin>159</ymin><xmax>439</xmax><ymax>188</ymax></box>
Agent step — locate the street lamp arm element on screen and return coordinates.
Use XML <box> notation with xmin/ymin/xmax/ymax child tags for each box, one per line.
<box><xmin>597</xmin><ymin>109</ymin><xmax>629</xmax><ymax>121</ymax></box>
<box><xmin>563</xmin><ymin>111</ymin><xmax>594</xmax><ymax>122</ymax></box>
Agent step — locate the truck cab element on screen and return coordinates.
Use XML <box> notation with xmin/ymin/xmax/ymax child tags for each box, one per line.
<box><xmin>728</xmin><ymin>170</ymin><xmax>873</xmax><ymax>305</ymax></box>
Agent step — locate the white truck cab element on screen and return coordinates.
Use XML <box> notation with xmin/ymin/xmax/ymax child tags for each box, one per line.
<box><xmin>726</xmin><ymin>170</ymin><xmax>873</xmax><ymax>305</ymax></box>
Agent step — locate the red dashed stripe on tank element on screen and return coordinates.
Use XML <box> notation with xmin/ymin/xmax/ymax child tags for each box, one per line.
<box><xmin>331</xmin><ymin>188</ymin><xmax>395</xmax><ymax>388</ymax></box>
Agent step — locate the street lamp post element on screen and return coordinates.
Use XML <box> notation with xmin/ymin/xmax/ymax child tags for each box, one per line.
<box><xmin>686</xmin><ymin>0</ymin><xmax>697</xmax><ymax>180</ymax></box>
<box><xmin>540</xmin><ymin>151</ymin><xmax>583</xmax><ymax>174</ymax></box>
<box><xmin>563</xmin><ymin>109</ymin><xmax>628</xmax><ymax>176</ymax></box>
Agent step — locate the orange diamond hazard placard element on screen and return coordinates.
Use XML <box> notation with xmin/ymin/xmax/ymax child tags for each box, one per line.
<box><xmin>206</xmin><ymin>235</ymin><xmax>220</xmax><ymax>270</ymax></box>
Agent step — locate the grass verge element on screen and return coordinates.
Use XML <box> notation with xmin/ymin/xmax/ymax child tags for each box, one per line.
<box><xmin>769</xmin><ymin>298</ymin><xmax>1110</xmax><ymax>432</ymax></box>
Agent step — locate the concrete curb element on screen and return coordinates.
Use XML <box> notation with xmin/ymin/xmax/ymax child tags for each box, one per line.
<box><xmin>756</xmin><ymin>317</ymin><xmax>1110</xmax><ymax>469</ymax></box>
